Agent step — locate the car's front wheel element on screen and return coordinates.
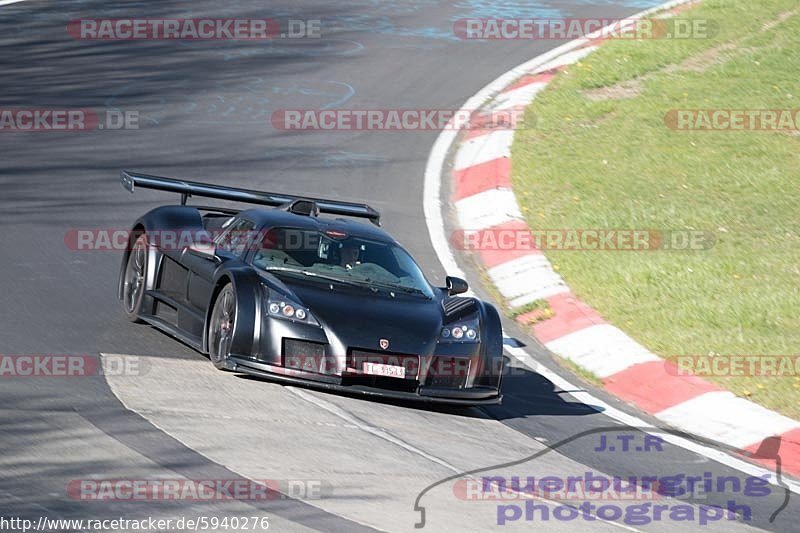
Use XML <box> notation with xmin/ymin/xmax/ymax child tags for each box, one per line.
<box><xmin>208</xmin><ymin>283</ymin><xmax>237</xmax><ymax>370</ymax></box>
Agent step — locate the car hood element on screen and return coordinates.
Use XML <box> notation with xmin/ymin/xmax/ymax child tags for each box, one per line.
<box><xmin>285</xmin><ymin>280</ymin><xmax>444</xmax><ymax>355</ymax></box>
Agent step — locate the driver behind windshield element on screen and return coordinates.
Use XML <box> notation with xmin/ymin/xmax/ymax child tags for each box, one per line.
<box><xmin>338</xmin><ymin>241</ymin><xmax>361</xmax><ymax>270</ymax></box>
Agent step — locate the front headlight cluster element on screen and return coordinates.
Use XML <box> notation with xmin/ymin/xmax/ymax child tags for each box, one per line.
<box><xmin>268</xmin><ymin>300</ymin><xmax>306</xmax><ymax>319</ymax></box>
<box><xmin>266</xmin><ymin>294</ymin><xmax>318</xmax><ymax>325</ymax></box>
<box><xmin>440</xmin><ymin>316</ymin><xmax>480</xmax><ymax>343</ymax></box>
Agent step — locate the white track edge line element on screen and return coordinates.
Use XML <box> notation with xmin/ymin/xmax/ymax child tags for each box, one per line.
<box><xmin>0</xmin><ymin>0</ymin><xmax>34</xmax><ymax>6</ymax></box>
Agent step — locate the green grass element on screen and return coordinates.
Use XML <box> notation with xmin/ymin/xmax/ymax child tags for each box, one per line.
<box><xmin>509</xmin><ymin>299</ymin><xmax>551</xmax><ymax>320</ymax></box>
<box><xmin>512</xmin><ymin>0</ymin><xmax>800</xmax><ymax>418</ymax></box>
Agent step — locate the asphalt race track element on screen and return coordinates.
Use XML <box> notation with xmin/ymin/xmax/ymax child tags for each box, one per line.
<box><xmin>1</xmin><ymin>1</ymin><xmax>798</xmax><ymax>532</ymax></box>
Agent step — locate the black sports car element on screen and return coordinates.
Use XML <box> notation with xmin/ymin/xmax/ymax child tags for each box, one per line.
<box><xmin>118</xmin><ymin>171</ymin><xmax>504</xmax><ymax>405</ymax></box>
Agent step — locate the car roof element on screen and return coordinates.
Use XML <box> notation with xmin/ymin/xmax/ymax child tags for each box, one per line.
<box><xmin>237</xmin><ymin>208</ymin><xmax>398</xmax><ymax>244</ymax></box>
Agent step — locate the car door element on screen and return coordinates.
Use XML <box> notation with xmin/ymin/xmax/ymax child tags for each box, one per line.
<box><xmin>181</xmin><ymin>216</ymin><xmax>257</xmax><ymax>337</ymax></box>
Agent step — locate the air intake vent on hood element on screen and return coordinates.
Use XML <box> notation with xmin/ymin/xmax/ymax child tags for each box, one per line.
<box><xmin>442</xmin><ymin>297</ymin><xmax>478</xmax><ymax>320</ymax></box>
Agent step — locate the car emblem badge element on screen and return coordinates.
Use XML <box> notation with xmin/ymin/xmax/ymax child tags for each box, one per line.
<box><xmin>379</xmin><ymin>339</ymin><xmax>389</xmax><ymax>350</ymax></box>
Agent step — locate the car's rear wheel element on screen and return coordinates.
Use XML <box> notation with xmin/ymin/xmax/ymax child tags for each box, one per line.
<box><xmin>209</xmin><ymin>283</ymin><xmax>236</xmax><ymax>370</ymax></box>
<box><xmin>122</xmin><ymin>234</ymin><xmax>148</xmax><ymax>322</ymax></box>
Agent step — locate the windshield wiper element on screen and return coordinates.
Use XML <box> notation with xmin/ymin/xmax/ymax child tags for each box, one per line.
<box><xmin>264</xmin><ymin>267</ymin><xmax>429</xmax><ymax>297</ymax></box>
<box><xmin>263</xmin><ymin>267</ymin><xmax>365</xmax><ymax>288</ymax></box>
<box><xmin>364</xmin><ymin>279</ymin><xmax>429</xmax><ymax>297</ymax></box>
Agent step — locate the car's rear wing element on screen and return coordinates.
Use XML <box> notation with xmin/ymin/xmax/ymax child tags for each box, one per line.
<box><xmin>121</xmin><ymin>170</ymin><xmax>381</xmax><ymax>226</ymax></box>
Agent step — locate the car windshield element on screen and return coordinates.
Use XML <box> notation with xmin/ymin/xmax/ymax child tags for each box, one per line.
<box><xmin>251</xmin><ymin>227</ymin><xmax>434</xmax><ymax>298</ymax></box>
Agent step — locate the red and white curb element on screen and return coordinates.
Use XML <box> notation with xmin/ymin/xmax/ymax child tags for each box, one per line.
<box><xmin>430</xmin><ymin>0</ymin><xmax>800</xmax><ymax>478</ymax></box>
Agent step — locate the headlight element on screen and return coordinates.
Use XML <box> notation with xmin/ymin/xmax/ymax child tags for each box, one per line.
<box><xmin>265</xmin><ymin>290</ymin><xmax>318</xmax><ymax>325</ymax></box>
<box><xmin>439</xmin><ymin>315</ymin><xmax>480</xmax><ymax>343</ymax></box>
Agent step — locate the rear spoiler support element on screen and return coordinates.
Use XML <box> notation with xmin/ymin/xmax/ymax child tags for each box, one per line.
<box><xmin>121</xmin><ymin>170</ymin><xmax>381</xmax><ymax>226</ymax></box>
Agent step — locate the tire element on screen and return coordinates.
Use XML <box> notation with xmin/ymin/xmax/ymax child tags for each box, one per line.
<box><xmin>208</xmin><ymin>283</ymin><xmax>237</xmax><ymax>370</ymax></box>
<box><xmin>122</xmin><ymin>234</ymin><xmax>148</xmax><ymax>322</ymax></box>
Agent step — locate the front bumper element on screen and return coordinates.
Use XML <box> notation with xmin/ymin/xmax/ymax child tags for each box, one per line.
<box><xmin>229</xmin><ymin>356</ymin><xmax>502</xmax><ymax>406</ymax></box>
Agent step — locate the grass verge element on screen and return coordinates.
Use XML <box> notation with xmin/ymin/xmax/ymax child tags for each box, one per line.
<box><xmin>512</xmin><ymin>0</ymin><xmax>800</xmax><ymax>418</ymax></box>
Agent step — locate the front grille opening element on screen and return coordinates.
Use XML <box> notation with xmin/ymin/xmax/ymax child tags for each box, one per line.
<box><xmin>425</xmin><ymin>357</ymin><xmax>470</xmax><ymax>389</ymax></box>
<box><xmin>282</xmin><ymin>339</ymin><xmax>334</xmax><ymax>374</ymax></box>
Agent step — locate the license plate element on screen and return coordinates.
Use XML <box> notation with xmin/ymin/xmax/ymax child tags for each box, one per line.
<box><xmin>363</xmin><ymin>362</ymin><xmax>406</xmax><ymax>379</ymax></box>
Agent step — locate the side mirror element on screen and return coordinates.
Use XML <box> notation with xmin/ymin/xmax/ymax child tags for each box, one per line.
<box><xmin>445</xmin><ymin>276</ymin><xmax>469</xmax><ymax>296</ymax></box>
